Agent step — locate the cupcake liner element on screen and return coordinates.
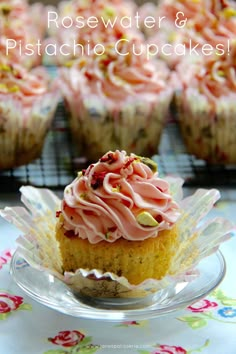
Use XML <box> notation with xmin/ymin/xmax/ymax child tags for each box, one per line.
<box><xmin>0</xmin><ymin>182</ymin><xmax>234</xmax><ymax>299</ymax></box>
<box><xmin>0</xmin><ymin>90</ymin><xmax>60</xmax><ymax>170</ymax></box>
<box><xmin>176</xmin><ymin>88</ymin><xmax>236</xmax><ymax>164</ymax></box>
<box><xmin>65</xmin><ymin>88</ymin><xmax>173</xmax><ymax>162</ymax></box>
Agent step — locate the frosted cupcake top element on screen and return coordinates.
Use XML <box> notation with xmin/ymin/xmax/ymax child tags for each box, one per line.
<box><xmin>0</xmin><ymin>0</ymin><xmax>45</xmax><ymax>68</ymax></box>
<box><xmin>49</xmin><ymin>0</ymin><xmax>140</xmax><ymax>65</ymax></box>
<box><xmin>0</xmin><ymin>61</ymin><xmax>52</xmax><ymax>107</ymax></box>
<box><xmin>143</xmin><ymin>0</ymin><xmax>236</xmax><ymax>68</ymax></box>
<box><xmin>153</xmin><ymin>0</ymin><xmax>236</xmax><ymax>42</ymax></box>
<box><xmin>176</xmin><ymin>43</ymin><xmax>236</xmax><ymax>106</ymax></box>
<box><xmin>60</xmin><ymin>38</ymin><xmax>170</xmax><ymax>108</ymax></box>
<box><xmin>60</xmin><ymin>150</ymin><xmax>180</xmax><ymax>244</ymax></box>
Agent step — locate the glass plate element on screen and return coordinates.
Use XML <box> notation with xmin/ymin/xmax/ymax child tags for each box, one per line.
<box><xmin>10</xmin><ymin>249</ymin><xmax>226</xmax><ymax>321</ymax></box>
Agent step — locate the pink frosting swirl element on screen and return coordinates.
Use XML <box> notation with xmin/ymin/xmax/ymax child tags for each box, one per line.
<box><xmin>176</xmin><ymin>42</ymin><xmax>236</xmax><ymax>106</ymax></box>
<box><xmin>145</xmin><ymin>0</ymin><xmax>236</xmax><ymax>69</ymax></box>
<box><xmin>0</xmin><ymin>60</ymin><xmax>59</xmax><ymax>124</ymax></box>
<box><xmin>49</xmin><ymin>0</ymin><xmax>139</xmax><ymax>65</ymax></box>
<box><xmin>0</xmin><ymin>61</ymin><xmax>52</xmax><ymax>105</ymax></box>
<box><xmin>61</xmin><ymin>150</ymin><xmax>180</xmax><ymax>244</ymax></box>
<box><xmin>59</xmin><ymin>38</ymin><xmax>170</xmax><ymax>109</ymax></box>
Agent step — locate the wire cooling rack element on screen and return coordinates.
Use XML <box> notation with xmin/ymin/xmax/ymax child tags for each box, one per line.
<box><xmin>1</xmin><ymin>99</ymin><xmax>236</xmax><ymax>192</ymax></box>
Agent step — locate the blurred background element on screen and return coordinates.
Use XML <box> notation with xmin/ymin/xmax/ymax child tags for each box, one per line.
<box><xmin>1</xmin><ymin>0</ymin><xmax>236</xmax><ymax>200</ymax></box>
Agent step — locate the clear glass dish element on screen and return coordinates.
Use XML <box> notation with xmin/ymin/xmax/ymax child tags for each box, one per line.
<box><xmin>10</xmin><ymin>249</ymin><xmax>226</xmax><ymax>321</ymax></box>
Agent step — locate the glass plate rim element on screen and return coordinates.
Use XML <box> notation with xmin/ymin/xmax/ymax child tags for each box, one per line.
<box><xmin>10</xmin><ymin>249</ymin><xmax>226</xmax><ymax>321</ymax></box>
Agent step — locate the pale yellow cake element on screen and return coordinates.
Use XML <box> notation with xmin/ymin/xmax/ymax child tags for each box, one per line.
<box><xmin>56</xmin><ymin>218</ymin><xmax>179</xmax><ymax>285</ymax></box>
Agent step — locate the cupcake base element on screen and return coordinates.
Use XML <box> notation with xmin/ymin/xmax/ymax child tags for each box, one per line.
<box><xmin>56</xmin><ymin>221</ymin><xmax>179</xmax><ymax>286</ymax></box>
<box><xmin>0</xmin><ymin>131</ymin><xmax>49</xmax><ymax>170</ymax></box>
<box><xmin>0</xmin><ymin>93</ymin><xmax>58</xmax><ymax>170</ymax></box>
<box><xmin>176</xmin><ymin>89</ymin><xmax>236</xmax><ymax>164</ymax></box>
<box><xmin>65</xmin><ymin>90</ymin><xmax>172</xmax><ymax>162</ymax></box>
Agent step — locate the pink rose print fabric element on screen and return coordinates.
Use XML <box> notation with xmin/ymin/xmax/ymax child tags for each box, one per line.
<box><xmin>0</xmin><ymin>293</ymin><xmax>23</xmax><ymax>314</ymax></box>
<box><xmin>139</xmin><ymin>340</ymin><xmax>209</xmax><ymax>354</ymax></box>
<box><xmin>188</xmin><ymin>299</ymin><xmax>218</xmax><ymax>313</ymax></box>
<box><xmin>151</xmin><ymin>344</ymin><xmax>187</xmax><ymax>354</ymax></box>
<box><xmin>48</xmin><ymin>330</ymin><xmax>85</xmax><ymax>347</ymax></box>
<box><xmin>178</xmin><ymin>290</ymin><xmax>236</xmax><ymax>329</ymax></box>
<box><xmin>0</xmin><ymin>291</ymin><xmax>32</xmax><ymax>320</ymax></box>
<box><xmin>46</xmin><ymin>330</ymin><xmax>99</xmax><ymax>354</ymax></box>
<box><xmin>0</xmin><ymin>250</ymin><xmax>12</xmax><ymax>269</ymax></box>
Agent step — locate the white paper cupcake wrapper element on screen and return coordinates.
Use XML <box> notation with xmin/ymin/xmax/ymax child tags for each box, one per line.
<box><xmin>0</xmin><ymin>183</ymin><xmax>234</xmax><ymax>298</ymax></box>
<box><xmin>0</xmin><ymin>89</ymin><xmax>60</xmax><ymax>169</ymax></box>
<box><xmin>176</xmin><ymin>88</ymin><xmax>236</xmax><ymax>164</ymax></box>
<box><xmin>59</xmin><ymin>68</ymin><xmax>173</xmax><ymax>161</ymax></box>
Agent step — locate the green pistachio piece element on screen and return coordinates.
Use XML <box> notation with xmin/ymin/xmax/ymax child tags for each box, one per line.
<box><xmin>8</xmin><ymin>85</ymin><xmax>19</xmax><ymax>93</ymax></box>
<box><xmin>102</xmin><ymin>6</ymin><xmax>115</xmax><ymax>19</ymax></box>
<box><xmin>1</xmin><ymin>5</ymin><xmax>11</xmax><ymax>16</ymax></box>
<box><xmin>0</xmin><ymin>64</ymin><xmax>11</xmax><ymax>72</ymax></box>
<box><xmin>112</xmin><ymin>185</ymin><xmax>121</xmax><ymax>193</ymax></box>
<box><xmin>222</xmin><ymin>8</ymin><xmax>236</xmax><ymax>19</ymax></box>
<box><xmin>140</xmin><ymin>157</ymin><xmax>157</xmax><ymax>172</ymax></box>
<box><xmin>136</xmin><ymin>211</ymin><xmax>159</xmax><ymax>227</ymax></box>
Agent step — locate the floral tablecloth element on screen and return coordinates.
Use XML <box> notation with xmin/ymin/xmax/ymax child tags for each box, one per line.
<box><xmin>1</xmin><ymin>197</ymin><xmax>236</xmax><ymax>354</ymax></box>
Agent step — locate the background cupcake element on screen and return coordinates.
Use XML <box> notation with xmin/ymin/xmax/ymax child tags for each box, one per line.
<box><xmin>0</xmin><ymin>60</ymin><xmax>59</xmax><ymax>170</ymax></box>
<box><xmin>47</xmin><ymin>0</ymin><xmax>139</xmax><ymax>66</ymax></box>
<box><xmin>139</xmin><ymin>0</ymin><xmax>236</xmax><ymax>69</ymax></box>
<box><xmin>175</xmin><ymin>43</ymin><xmax>236</xmax><ymax>164</ymax></box>
<box><xmin>0</xmin><ymin>0</ymin><xmax>48</xmax><ymax>69</ymax></box>
<box><xmin>59</xmin><ymin>38</ymin><xmax>173</xmax><ymax>162</ymax></box>
<box><xmin>56</xmin><ymin>150</ymin><xmax>181</xmax><ymax>285</ymax></box>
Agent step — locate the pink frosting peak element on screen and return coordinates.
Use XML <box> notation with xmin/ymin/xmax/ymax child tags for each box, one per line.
<box><xmin>61</xmin><ymin>150</ymin><xmax>180</xmax><ymax>243</ymax></box>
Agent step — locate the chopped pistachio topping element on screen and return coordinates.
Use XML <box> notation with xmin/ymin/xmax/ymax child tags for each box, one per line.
<box><xmin>0</xmin><ymin>83</ymin><xmax>18</xmax><ymax>93</ymax></box>
<box><xmin>168</xmin><ymin>32</ymin><xmax>178</xmax><ymax>43</ymax></box>
<box><xmin>102</xmin><ymin>6</ymin><xmax>115</xmax><ymax>19</ymax></box>
<box><xmin>0</xmin><ymin>64</ymin><xmax>11</xmax><ymax>72</ymax></box>
<box><xmin>217</xmin><ymin>70</ymin><xmax>225</xmax><ymax>77</ymax></box>
<box><xmin>105</xmin><ymin>232</ymin><xmax>110</xmax><ymax>239</ymax></box>
<box><xmin>64</xmin><ymin>60</ymin><xmax>75</xmax><ymax>68</ymax></box>
<box><xmin>140</xmin><ymin>157</ymin><xmax>157</xmax><ymax>172</ymax></box>
<box><xmin>136</xmin><ymin>211</ymin><xmax>159</xmax><ymax>227</ymax></box>
<box><xmin>65</xmin><ymin>187</ymin><xmax>71</xmax><ymax>194</ymax></box>
<box><xmin>8</xmin><ymin>85</ymin><xmax>19</xmax><ymax>93</ymax></box>
<box><xmin>0</xmin><ymin>83</ymin><xmax>7</xmax><ymax>91</ymax></box>
<box><xmin>1</xmin><ymin>5</ymin><xmax>11</xmax><ymax>16</ymax></box>
<box><xmin>112</xmin><ymin>185</ymin><xmax>121</xmax><ymax>193</ymax></box>
<box><xmin>222</xmin><ymin>7</ymin><xmax>236</xmax><ymax>19</ymax></box>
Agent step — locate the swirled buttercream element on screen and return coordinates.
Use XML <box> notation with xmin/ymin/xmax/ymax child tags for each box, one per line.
<box><xmin>60</xmin><ymin>38</ymin><xmax>170</xmax><ymax>109</ymax></box>
<box><xmin>0</xmin><ymin>0</ymin><xmax>46</xmax><ymax>68</ymax></box>
<box><xmin>0</xmin><ymin>61</ymin><xmax>51</xmax><ymax>106</ymax></box>
<box><xmin>60</xmin><ymin>150</ymin><xmax>180</xmax><ymax>244</ymax></box>
<box><xmin>176</xmin><ymin>42</ymin><xmax>236</xmax><ymax>106</ymax></box>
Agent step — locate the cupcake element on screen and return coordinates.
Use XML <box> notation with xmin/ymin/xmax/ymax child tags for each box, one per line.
<box><xmin>140</xmin><ymin>0</ymin><xmax>236</xmax><ymax>69</ymax></box>
<box><xmin>56</xmin><ymin>150</ymin><xmax>181</xmax><ymax>285</ymax></box>
<box><xmin>175</xmin><ymin>43</ymin><xmax>236</xmax><ymax>164</ymax></box>
<box><xmin>0</xmin><ymin>61</ymin><xmax>59</xmax><ymax>170</ymax></box>
<box><xmin>59</xmin><ymin>38</ymin><xmax>173</xmax><ymax>162</ymax></box>
<box><xmin>1</xmin><ymin>150</ymin><xmax>233</xmax><ymax>301</ymax></box>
